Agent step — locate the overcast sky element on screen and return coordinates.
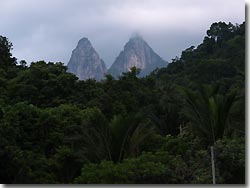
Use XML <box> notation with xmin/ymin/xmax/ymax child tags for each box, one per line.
<box><xmin>0</xmin><ymin>0</ymin><xmax>245</xmax><ymax>68</ymax></box>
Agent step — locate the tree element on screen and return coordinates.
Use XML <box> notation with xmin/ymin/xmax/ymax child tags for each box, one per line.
<box><xmin>207</xmin><ymin>22</ymin><xmax>236</xmax><ymax>46</ymax></box>
<box><xmin>108</xmin><ymin>113</ymin><xmax>155</xmax><ymax>162</ymax></box>
<box><xmin>183</xmin><ymin>84</ymin><xmax>237</xmax><ymax>183</ymax></box>
<box><xmin>0</xmin><ymin>36</ymin><xmax>16</xmax><ymax>69</ymax></box>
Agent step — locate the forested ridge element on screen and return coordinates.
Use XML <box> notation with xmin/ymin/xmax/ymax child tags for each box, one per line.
<box><xmin>0</xmin><ymin>22</ymin><xmax>245</xmax><ymax>184</ymax></box>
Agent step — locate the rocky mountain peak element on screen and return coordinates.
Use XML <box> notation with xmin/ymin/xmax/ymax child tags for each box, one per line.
<box><xmin>67</xmin><ymin>38</ymin><xmax>107</xmax><ymax>80</ymax></box>
<box><xmin>67</xmin><ymin>35</ymin><xmax>168</xmax><ymax>80</ymax></box>
<box><xmin>77</xmin><ymin>37</ymin><xmax>91</xmax><ymax>47</ymax></box>
<box><xmin>109</xmin><ymin>35</ymin><xmax>168</xmax><ymax>78</ymax></box>
<box><xmin>124</xmin><ymin>34</ymin><xmax>145</xmax><ymax>50</ymax></box>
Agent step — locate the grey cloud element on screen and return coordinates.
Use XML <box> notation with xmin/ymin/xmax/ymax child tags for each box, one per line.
<box><xmin>0</xmin><ymin>0</ymin><xmax>245</xmax><ymax>67</ymax></box>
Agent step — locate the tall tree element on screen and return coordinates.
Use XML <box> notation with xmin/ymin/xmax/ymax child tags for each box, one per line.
<box><xmin>183</xmin><ymin>84</ymin><xmax>237</xmax><ymax>183</ymax></box>
<box><xmin>0</xmin><ymin>36</ymin><xmax>16</xmax><ymax>69</ymax></box>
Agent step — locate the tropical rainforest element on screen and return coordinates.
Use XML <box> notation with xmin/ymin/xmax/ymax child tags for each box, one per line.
<box><xmin>0</xmin><ymin>22</ymin><xmax>245</xmax><ymax>184</ymax></box>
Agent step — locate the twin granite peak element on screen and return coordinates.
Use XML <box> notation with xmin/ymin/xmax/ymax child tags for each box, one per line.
<box><xmin>67</xmin><ymin>34</ymin><xmax>168</xmax><ymax>80</ymax></box>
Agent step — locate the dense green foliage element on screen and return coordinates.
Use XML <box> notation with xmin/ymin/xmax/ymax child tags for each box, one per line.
<box><xmin>0</xmin><ymin>22</ymin><xmax>245</xmax><ymax>184</ymax></box>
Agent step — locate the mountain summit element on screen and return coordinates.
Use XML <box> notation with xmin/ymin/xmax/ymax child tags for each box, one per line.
<box><xmin>67</xmin><ymin>38</ymin><xmax>107</xmax><ymax>80</ymax></box>
<box><xmin>109</xmin><ymin>35</ymin><xmax>168</xmax><ymax>77</ymax></box>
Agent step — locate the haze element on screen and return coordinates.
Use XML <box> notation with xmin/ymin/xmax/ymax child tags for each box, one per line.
<box><xmin>0</xmin><ymin>0</ymin><xmax>245</xmax><ymax>67</ymax></box>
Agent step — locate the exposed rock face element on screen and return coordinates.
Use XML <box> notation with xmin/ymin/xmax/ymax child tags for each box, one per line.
<box><xmin>109</xmin><ymin>35</ymin><xmax>168</xmax><ymax>77</ymax></box>
<box><xmin>67</xmin><ymin>38</ymin><xmax>107</xmax><ymax>80</ymax></box>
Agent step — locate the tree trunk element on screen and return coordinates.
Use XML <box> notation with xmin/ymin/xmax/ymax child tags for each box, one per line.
<box><xmin>211</xmin><ymin>145</ymin><xmax>216</xmax><ymax>184</ymax></box>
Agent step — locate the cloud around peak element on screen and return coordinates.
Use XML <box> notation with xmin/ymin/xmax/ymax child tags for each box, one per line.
<box><xmin>0</xmin><ymin>0</ymin><xmax>245</xmax><ymax>67</ymax></box>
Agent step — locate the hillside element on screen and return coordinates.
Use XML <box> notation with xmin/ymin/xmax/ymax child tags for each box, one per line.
<box><xmin>0</xmin><ymin>21</ymin><xmax>245</xmax><ymax>184</ymax></box>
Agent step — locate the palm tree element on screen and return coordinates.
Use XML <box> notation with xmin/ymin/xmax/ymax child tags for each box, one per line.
<box><xmin>108</xmin><ymin>113</ymin><xmax>155</xmax><ymax>162</ymax></box>
<box><xmin>67</xmin><ymin>111</ymin><xmax>156</xmax><ymax>163</ymax></box>
<box><xmin>183</xmin><ymin>84</ymin><xmax>236</xmax><ymax>184</ymax></box>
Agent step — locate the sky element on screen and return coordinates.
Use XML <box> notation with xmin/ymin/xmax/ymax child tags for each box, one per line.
<box><xmin>0</xmin><ymin>0</ymin><xmax>245</xmax><ymax>68</ymax></box>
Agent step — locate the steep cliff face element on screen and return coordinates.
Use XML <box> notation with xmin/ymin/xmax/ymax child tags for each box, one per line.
<box><xmin>109</xmin><ymin>35</ymin><xmax>168</xmax><ymax>77</ymax></box>
<box><xmin>67</xmin><ymin>38</ymin><xmax>107</xmax><ymax>80</ymax></box>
